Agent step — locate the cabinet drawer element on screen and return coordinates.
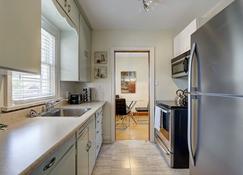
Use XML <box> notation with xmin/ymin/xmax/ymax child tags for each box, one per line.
<box><xmin>32</xmin><ymin>135</ymin><xmax>75</xmax><ymax>175</ymax></box>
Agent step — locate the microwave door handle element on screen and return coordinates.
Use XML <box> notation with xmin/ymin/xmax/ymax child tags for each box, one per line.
<box><xmin>188</xmin><ymin>43</ymin><xmax>197</xmax><ymax>166</ymax></box>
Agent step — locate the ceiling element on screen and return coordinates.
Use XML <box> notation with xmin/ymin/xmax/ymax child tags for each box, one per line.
<box><xmin>78</xmin><ymin>0</ymin><xmax>222</xmax><ymax>31</ymax></box>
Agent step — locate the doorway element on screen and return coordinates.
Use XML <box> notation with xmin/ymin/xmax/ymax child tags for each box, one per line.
<box><xmin>114</xmin><ymin>51</ymin><xmax>150</xmax><ymax>140</ymax></box>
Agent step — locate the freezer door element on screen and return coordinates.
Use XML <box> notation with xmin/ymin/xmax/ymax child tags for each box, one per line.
<box><xmin>190</xmin><ymin>95</ymin><xmax>243</xmax><ymax>175</ymax></box>
<box><xmin>191</xmin><ymin>0</ymin><xmax>243</xmax><ymax>96</ymax></box>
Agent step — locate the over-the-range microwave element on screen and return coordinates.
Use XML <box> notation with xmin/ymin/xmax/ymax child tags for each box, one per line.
<box><xmin>171</xmin><ymin>50</ymin><xmax>190</xmax><ymax>78</ymax></box>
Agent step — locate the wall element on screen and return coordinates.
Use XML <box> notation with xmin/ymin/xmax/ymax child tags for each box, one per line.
<box><xmin>115</xmin><ymin>52</ymin><xmax>149</xmax><ymax>109</ymax></box>
<box><xmin>84</xmin><ymin>30</ymin><xmax>178</xmax><ymax>142</ymax></box>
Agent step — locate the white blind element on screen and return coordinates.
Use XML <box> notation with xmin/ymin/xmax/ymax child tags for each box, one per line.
<box><xmin>12</xmin><ymin>28</ymin><xmax>56</xmax><ymax>102</ymax></box>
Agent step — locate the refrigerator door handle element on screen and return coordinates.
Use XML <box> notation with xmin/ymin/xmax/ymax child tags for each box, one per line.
<box><xmin>188</xmin><ymin>43</ymin><xmax>197</xmax><ymax>166</ymax></box>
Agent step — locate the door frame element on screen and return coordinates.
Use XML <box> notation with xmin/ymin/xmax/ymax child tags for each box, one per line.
<box><xmin>111</xmin><ymin>47</ymin><xmax>155</xmax><ymax>142</ymax></box>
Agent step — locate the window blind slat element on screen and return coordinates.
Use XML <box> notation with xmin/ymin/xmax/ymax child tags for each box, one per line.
<box><xmin>12</xmin><ymin>28</ymin><xmax>56</xmax><ymax>102</ymax></box>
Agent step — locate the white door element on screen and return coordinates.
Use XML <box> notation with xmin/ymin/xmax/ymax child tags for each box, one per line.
<box><xmin>77</xmin><ymin>128</ymin><xmax>89</xmax><ymax>175</ymax></box>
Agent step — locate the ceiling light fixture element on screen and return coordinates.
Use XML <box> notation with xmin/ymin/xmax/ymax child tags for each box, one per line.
<box><xmin>143</xmin><ymin>0</ymin><xmax>153</xmax><ymax>12</ymax></box>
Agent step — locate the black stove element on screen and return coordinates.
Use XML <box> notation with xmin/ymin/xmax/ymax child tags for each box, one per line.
<box><xmin>156</xmin><ymin>100</ymin><xmax>187</xmax><ymax>109</ymax></box>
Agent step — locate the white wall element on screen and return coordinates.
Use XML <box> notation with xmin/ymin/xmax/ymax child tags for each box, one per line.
<box><xmin>115</xmin><ymin>52</ymin><xmax>149</xmax><ymax>109</ymax></box>
<box><xmin>84</xmin><ymin>30</ymin><xmax>178</xmax><ymax>142</ymax></box>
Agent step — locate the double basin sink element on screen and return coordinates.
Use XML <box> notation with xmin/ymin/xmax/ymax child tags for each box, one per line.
<box><xmin>41</xmin><ymin>108</ymin><xmax>91</xmax><ymax>117</ymax></box>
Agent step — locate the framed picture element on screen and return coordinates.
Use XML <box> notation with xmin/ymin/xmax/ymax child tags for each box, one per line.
<box><xmin>94</xmin><ymin>51</ymin><xmax>107</xmax><ymax>64</ymax></box>
<box><xmin>121</xmin><ymin>71</ymin><xmax>136</xmax><ymax>93</ymax></box>
<box><xmin>94</xmin><ymin>66</ymin><xmax>107</xmax><ymax>79</ymax></box>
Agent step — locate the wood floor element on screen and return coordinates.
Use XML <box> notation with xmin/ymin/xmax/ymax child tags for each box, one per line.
<box><xmin>92</xmin><ymin>140</ymin><xmax>189</xmax><ymax>175</ymax></box>
<box><xmin>116</xmin><ymin>115</ymin><xmax>149</xmax><ymax>140</ymax></box>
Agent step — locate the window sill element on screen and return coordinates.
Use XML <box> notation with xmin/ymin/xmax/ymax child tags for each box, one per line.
<box><xmin>1</xmin><ymin>97</ymin><xmax>64</xmax><ymax>113</ymax></box>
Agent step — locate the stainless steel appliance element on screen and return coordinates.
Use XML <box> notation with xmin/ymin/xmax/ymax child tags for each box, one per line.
<box><xmin>188</xmin><ymin>1</ymin><xmax>243</xmax><ymax>174</ymax></box>
<box><xmin>171</xmin><ymin>50</ymin><xmax>190</xmax><ymax>78</ymax></box>
<box><xmin>155</xmin><ymin>101</ymin><xmax>188</xmax><ymax>168</ymax></box>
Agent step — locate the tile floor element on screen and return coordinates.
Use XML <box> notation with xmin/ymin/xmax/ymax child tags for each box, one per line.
<box><xmin>92</xmin><ymin>140</ymin><xmax>190</xmax><ymax>175</ymax></box>
<box><xmin>116</xmin><ymin>115</ymin><xmax>149</xmax><ymax>140</ymax></box>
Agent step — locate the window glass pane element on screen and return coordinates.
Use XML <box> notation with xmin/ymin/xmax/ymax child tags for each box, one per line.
<box><xmin>12</xmin><ymin>28</ymin><xmax>56</xmax><ymax>102</ymax></box>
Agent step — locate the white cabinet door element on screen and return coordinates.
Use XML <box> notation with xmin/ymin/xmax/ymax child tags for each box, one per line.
<box><xmin>67</xmin><ymin>0</ymin><xmax>80</xmax><ymax>29</ymax></box>
<box><xmin>79</xmin><ymin>14</ymin><xmax>91</xmax><ymax>82</ymax></box>
<box><xmin>173</xmin><ymin>19</ymin><xmax>198</xmax><ymax>57</ymax></box>
<box><xmin>154</xmin><ymin>106</ymin><xmax>161</xmax><ymax>130</ymax></box>
<box><xmin>56</xmin><ymin>0</ymin><xmax>67</xmax><ymax>10</ymax></box>
<box><xmin>88</xmin><ymin>116</ymin><xmax>96</xmax><ymax>175</ymax></box>
<box><xmin>48</xmin><ymin>145</ymin><xmax>76</xmax><ymax>175</ymax></box>
<box><xmin>0</xmin><ymin>0</ymin><xmax>41</xmax><ymax>74</ymax></box>
<box><xmin>77</xmin><ymin>128</ymin><xmax>89</xmax><ymax>175</ymax></box>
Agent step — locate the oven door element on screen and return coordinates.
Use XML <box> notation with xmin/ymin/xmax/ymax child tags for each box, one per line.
<box><xmin>172</xmin><ymin>57</ymin><xmax>189</xmax><ymax>78</ymax></box>
<box><xmin>159</xmin><ymin>108</ymin><xmax>172</xmax><ymax>151</ymax></box>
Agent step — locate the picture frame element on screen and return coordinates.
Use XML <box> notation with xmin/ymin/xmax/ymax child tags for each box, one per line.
<box><xmin>94</xmin><ymin>66</ymin><xmax>107</xmax><ymax>79</ymax></box>
<box><xmin>121</xmin><ymin>71</ymin><xmax>136</xmax><ymax>93</ymax></box>
<box><xmin>94</xmin><ymin>51</ymin><xmax>108</xmax><ymax>64</ymax></box>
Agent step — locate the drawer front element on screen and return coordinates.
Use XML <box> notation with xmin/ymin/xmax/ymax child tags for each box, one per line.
<box><xmin>31</xmin><ymin>135</ymin><xmax>75</xmax><ymax>175</ymax></box>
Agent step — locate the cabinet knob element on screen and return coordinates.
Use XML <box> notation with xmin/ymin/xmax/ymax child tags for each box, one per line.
<box><xmin>64</xmin><ymin>0</ymin><xmax>67</xmax><ymax>7</ymax></box>
<box><xmin>68</xmin><ymin>4</ymin><xmax>71</xmax><ymax>13</ymax></box>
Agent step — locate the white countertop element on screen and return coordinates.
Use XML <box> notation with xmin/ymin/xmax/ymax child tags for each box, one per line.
<box><xmin>0</xmin><ymin>101</ymin><xmax>105</xmax><ymax>175</ymax></box>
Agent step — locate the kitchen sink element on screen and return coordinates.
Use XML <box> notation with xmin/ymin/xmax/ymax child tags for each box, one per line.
<box><xmin>41</xmin><ymin>108</ymin><xmax>91</xmax><ymax>117</ymax></box>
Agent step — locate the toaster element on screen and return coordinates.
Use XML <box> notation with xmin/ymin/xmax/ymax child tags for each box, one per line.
<box><xmin>68</xmin><ymin>94</ymin><xmax>81</xmax><ymax>104</ymax></box>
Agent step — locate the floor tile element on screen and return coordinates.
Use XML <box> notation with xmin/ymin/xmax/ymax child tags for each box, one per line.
<box><xmin>92</xmin><ymin>140</ymin><xmax>189</xmax><ymax>175</ymax></box>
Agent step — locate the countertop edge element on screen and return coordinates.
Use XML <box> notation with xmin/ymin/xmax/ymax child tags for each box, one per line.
<box><xmin>19</xmin><ymin>101</ymin><xmax>106</xmax><ymax>175</ymax></box>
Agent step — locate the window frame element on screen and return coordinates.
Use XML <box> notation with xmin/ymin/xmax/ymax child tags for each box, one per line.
<box><xmin>3</xmin><ymin>17</ymin><xmax>61</xmax><ymax>110</ymax></box>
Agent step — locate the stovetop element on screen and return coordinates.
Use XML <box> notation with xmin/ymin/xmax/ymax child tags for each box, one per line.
<box><xmin>156</xmin><ymin>100</ymin><xmax>188</xmax><ymax>109</ymax></box>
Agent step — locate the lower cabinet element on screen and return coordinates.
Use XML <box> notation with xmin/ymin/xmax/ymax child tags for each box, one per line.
<box><xmin>48</xmin><ymin>145</ymin><xmax>76</xmax><ymax>175</ymax></box>
<box><xmin>32</xmin><ymin>135</ymin><xmax>76</xmax><ymax>175</ymax></box>
<box><xmin>88</xmin><ymin>116</ymin><xmax>96</xmax><ymax>175</ymax></box>
<box><xmin>77</xmin><ymin>127</ymin><xmax>89</xmax><ymax>175</ymax></box>
<box><xmin>32</xmin><ymin>107</ymin><xmax>103</xmax><ymax>175</ymax></box>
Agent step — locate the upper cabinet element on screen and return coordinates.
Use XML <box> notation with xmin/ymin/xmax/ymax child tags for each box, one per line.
<box><xmin>56</xmin><ymin>0</ymin><xmax>80</xmax><ymax>30</ymax></box>
<box><xmin>79</xmin><ymin>14</ymin><xmax>92</xmax><ymax>82</ymax></box>
<box><xmin>0</xmin><ymin>0</ymin><xmax>41</xmax><ymax>74</ymax></box>
<box><xmin>173</xmin><ymin>19</ymin><xmax>198</xmax><ymax>57</ymax></box>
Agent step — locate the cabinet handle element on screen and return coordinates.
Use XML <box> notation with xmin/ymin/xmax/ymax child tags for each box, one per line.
<box><xmin>86</xmin><ymin>141</ymin><xmax>92</xmax><ymax>152</ymax></box>
<box><xmin>96</xmin><ymin>131</ymin><xmax>99</xmax><ymax>134</ymax></box>
<box><xmin>68</xmin><ymin>4</ymin><xmax>71</xmax><ymax>13</ymax></box>
<box><xmin>43</xmin><ymin>157</ymin><xmax>56</xmax><ymax>171</ymax></box>
<box><xmin>64</xmin><ymin>0</ymin><xmax>67</xmax><ymax>7</ymax></box>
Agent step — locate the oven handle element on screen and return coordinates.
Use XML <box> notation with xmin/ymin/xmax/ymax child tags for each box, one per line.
<box><xmin>155</xmin><ymin>135</ymin><xmax>171</xmax><ymax>155</ymax></box>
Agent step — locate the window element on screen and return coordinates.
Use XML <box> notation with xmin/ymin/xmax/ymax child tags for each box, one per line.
<box><xmin>11</xmin><ymin>28</ymin><xmax>57</xmax><ymax>103</ymax></box>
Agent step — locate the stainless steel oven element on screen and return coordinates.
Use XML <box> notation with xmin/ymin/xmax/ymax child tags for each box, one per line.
<box><xmin>171</xmin><ymin>50</ymin><xmax>190</xmax><ymax>78</ymax></box>
<box><xmin>154</xmin><ymin>106</ymin><xmax>173</xmax><ymax>166</ymax></box>
<box><xmin>155</xmin><ymin>103</ymin><xmax>189</xmax><ymax>168</ymax></box>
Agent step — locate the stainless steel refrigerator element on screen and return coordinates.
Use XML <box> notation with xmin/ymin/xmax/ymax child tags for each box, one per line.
<box><xmin>188</xmin><ymin>0</ymin><xmax>243</xmax><ymax>174</ymax></box>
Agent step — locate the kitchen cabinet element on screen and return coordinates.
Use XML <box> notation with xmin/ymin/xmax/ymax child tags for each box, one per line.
<box><xmin>32</xmin><ymin>135</ymin><xmax>76</xmax><ymax>175</ymax></box>
<box><xmin>173</xmin><ymin>19</ymin><xmax>198</xmax><ymax>57</ymax></box>
<box><xmin>77</xmin><ymin>127</ymin><xmax>89</xmax><ymax>175</ymax></box>
<box><xmin>0</xmin><ymin>0</ymin><xmax>41</xmax><ymax>74</ymax></box>
<box><xmin>79</xmin><ymin>14</ymin><xmax>92</xmax><ymax>82</ymax></box>
<box><xmin>55</xmin><ymin>0</ymin><xmax>79</xmax><ymax>29</ymax></box>
<box><xmin>88</xmin><ymin>116</ymin><xmax>96</xmax><ymax>175</ymax></box>
<box><xmin>48</xmin><ymin>145</ymin><xmax>76</xmax><ymax>175</ymax></box>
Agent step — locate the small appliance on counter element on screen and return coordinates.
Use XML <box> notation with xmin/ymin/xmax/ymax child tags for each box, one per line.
<box><xmin>81</xmin><ymin>87</ymin><xmax>92</xmax><ymax>102</ymax></box>
<box><xmin>154</xmin><ymin>100</ymin><xmax>188</xmax><ymax>169</ymax></box>
<box><xmin>68</xmin><ymin>93</ymin><xmax>82</xmax><ymax>104</ymax></box>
